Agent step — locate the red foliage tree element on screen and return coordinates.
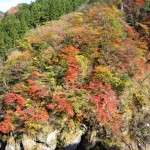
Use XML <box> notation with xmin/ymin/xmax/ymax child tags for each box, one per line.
<box><xmin>64</xmin><ymin>56</ymin><xmax>79</xmax><ymax>84</ymax></box>
<box><xmin>5</xmin><ymin>93</ymin><xmax>25</xmax><ymax>106</ymax></box>
<box><xmin>29</xmin><ymin>85</ymin><xmax>48</xmax><ymax>100</ymax></box>
<box><xmin>135</xmin><ymin>0</ymin><xmax>144</xmax><ymax>5</ymax></box>
<box><xmin>0</xmin><ymin>117</ymin><xmax>15</xmax><ymax>133</ymax></box>
<box><xmin>123</xmin><ymin>26</ymin><xmax>138</xmax><ymax>38</ymax></box>
<box><xmin>18</xmin><ymin>107</ymin><xmax>49</xmax><ymax>124</ymax></box>
<box><xmin>29</xmin><ymin>71</ymin><xmax>40</xmax><ymax>80</ymax></box>
<box><xmin>27</xmin><ymin>79</ymin><xmax>36</xmax><ymax>85</ymax></box>
<box><xmin>60</xmin><ymin>46</ymin><xmax>80</xmax><ymax>87</ymax></box>
<box><xmin>84</xmin><ymin>80</ymin><xmax>122</xmax><ymax>131</ymax></box>
<box><xmin>61</xmin><ymin>46</ymin><xmax>80</xmax><ymax>56</ymax></box>
<box><xmin>48</xmin><ymin>95</ymin><xmax>74</xmax><ymax>116</ymax></box>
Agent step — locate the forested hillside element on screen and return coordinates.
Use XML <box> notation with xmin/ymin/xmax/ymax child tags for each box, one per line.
<box><xmin>0</xmin><ymin>0</ymin><xmax>87</xmax><ymax>58</ymax></box>
<box><xmin>0</xmin><ymin>0</ymin><xmax>150</xmax><ymax>150</ymax></box>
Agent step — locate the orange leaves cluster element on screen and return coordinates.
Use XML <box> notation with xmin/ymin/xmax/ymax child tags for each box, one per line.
<box><xmin>18</xmin><ymin>107</ymin><xmax>49</xmax><ymax>124</ymax></box>
<box><xmin>136</xmin><ymin>60</ymin><xmax>150</xmax><ymax>79</ymax></box>
<box><xmin>30</xmin><ymin>71</ymin><xmax>41</xmax><ymax>79</ymax></box>
<box><xmin>59</xmin><ymin>46</ymin><xmax>81</xmax><ymax>85</ymax></box>
<box><xmin>55</xmin><ymin>95</ymin><xmax>74</xmax><ymax>116</ymax></box>
<box><xmin>28</xmin><ymin>71</ymin><xmax>48</xmax><ymax>100</ymax></box>
<box><xmin>29</xmin><ymin>85</ymin><xmax>48</xmax><ymax>100</ymax></box>
<box><xmin>61</xmin><ymin>46</ymin><xmax>80</xmax><ymax>56</ymax></box>
<box><xmin>27</xmin><ymin>79</ymin><xmax>36</xmax><ymax>85</ymax></box>
<box><xmin>5</xmin><ymin>93</ymin><xmax>25</xmax><ymax>106</ymax></box>
<box><xmin>123</xmin><ymin>26</ymin><xmax>138</xmax><ymax>38</ymax></box>
<box><xmin>135</xmin><ymin>0</ymin><xmax>144</xmax><ymax>5</ymax></box>
<box><xmin>65</xmin><ymin>57</ymin><xmax>79</xmax><ymax>84</ymax></box>
<box><xmin>47</xmin><ymin>95</ymin><xmax>74</xmax><ymax>116</ymax></box>
<box><xmin>0</xmin><ymin>117</ymin><xmax>15</xmax><ymax>133</ymax></box>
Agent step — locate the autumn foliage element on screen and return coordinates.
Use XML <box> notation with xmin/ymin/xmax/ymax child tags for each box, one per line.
<box><xmin>0</xmin><ymin>117</ymin><xmax>15</xmax><ymax>133</ymax></box>
<box><xmin>18</xmin><ymin>107</ymin><xmax>49</xmax><ymax>124</ymax></box>
<box><xmin>0</xmin><ymin>1</ymin><xmax>149</xmax><ymax>140</ymax></box>
<box><xmin>48</xmin><ymin>95</ymin><xmax>74</xmax><ymax>116</ymax></box>
<box><xmin>135</xmin><ymin>0</ymin><xmax>144</xmax><ymax>5</ymax></box>
<box><xmin>29</xmin><ymin>85</ymin><xmax>48</xmax><ymax>100</ymax></box>
<box><xmin>84</xmin><ymin>80</ymin><xmax>122</xmax><ymax>131</ymax></box>
<box><xmin>5</xmin><ymin>93</ymin><xmax>25</xmax><ymax>106</ymax></box>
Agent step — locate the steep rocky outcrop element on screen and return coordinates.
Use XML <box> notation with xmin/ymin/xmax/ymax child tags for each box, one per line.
<box><xmin>0</xmin><ymin>127</ymin><xmax>86</xmax><ymax>150</ymax></box>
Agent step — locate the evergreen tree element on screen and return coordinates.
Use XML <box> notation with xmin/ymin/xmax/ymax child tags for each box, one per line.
<box><xmin>0</xmin><ymin>0</ymin><xmax>88</xmax><ymax>59</ymax></box>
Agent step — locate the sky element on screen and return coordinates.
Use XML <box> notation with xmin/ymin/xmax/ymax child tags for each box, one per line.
<box><xmin>0</xmin><ymin>0</ymin><xmax>35</xmax><ymax>12</ymax></box>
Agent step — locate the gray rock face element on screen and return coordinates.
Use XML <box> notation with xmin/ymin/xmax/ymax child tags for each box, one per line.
<box><xmin>1</xmin><ymin>126</ymin><xmax>87</xmax><ymax>150</ymax></box>
<box><xmin>64</xmin><ymin>136</ymin><xmax>82</xmax><ymax>150</ymax></box>
<box><xmin>5</xmin><ymin>137</ymin><xmax>20</xmax><ymax>150</ymax></box>
<box><xmin>46</xmin><ymin>130</ymin><xmax>58</xmax><ymax>149</ymax></box>
<box><xmin>22</xmin><ymin>135</ymin><xmax>36</xmax><ymax>150</ymax></box>
<box><xmin>3</xmin><ymin>129</ymin><xmax>58</xmax><ymax>150</ymax></box>
<box><xmin>5</xmin><ymin>145</ymin><xmax>15</xmax><ymax>150</ymax></box>
<box><xmin>35</xmin><ymin>130</ymin><xmax>58</xmax><ymax>150</ymax></box>
<box><xmin>62</xmin><ymin>128</ymin><xmax>86</xmax><ymax>150</ymax></box>
<box><xmin>146</xmin><ymin>144</ymin><xmax>150</xmax><ymax>150</ymax></box>
<box><xmin>1</xmin><ymin>127</ymin><xmax>150</xmax><ymax>150</ymax></box>
<box><xmin>122</xmin><ymin>141</ymin><xmax>150</xmax><ymax>150</ymax></box>
<box><xmin>36</xmin><ymin>143</ymin><xmax>52</xmax><ymax>150</ymax></box>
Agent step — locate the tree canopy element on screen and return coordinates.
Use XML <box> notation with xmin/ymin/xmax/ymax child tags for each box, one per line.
<box><xmin>0</xmin><ymin>0</ymin><xmax>87</xmax><ymax>58</ymax></box>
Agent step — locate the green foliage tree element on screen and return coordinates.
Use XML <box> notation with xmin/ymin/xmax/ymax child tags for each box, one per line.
<box><xmin>0</xmin><ymin>0</ymin><xmax>87</xmax><ymax>58</ymax></box>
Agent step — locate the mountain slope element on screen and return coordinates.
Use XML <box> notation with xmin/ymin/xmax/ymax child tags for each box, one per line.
<box><xmin>0</xmin><ymin>1</ymin><xmax>149</xmax><ymax>150</ymax></box>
